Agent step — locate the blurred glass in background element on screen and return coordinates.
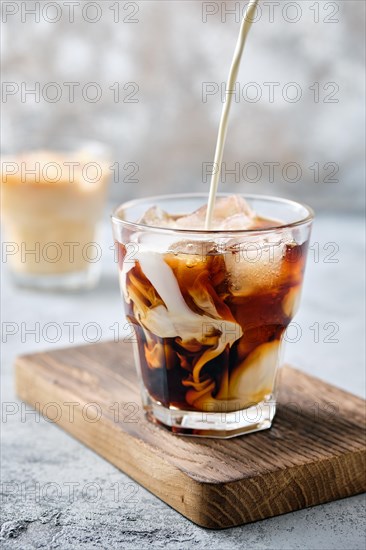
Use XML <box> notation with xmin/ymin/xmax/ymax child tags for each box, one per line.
<box><xmin>1</xmin><ymin>141</ymin><xmax>110</xmax><ymax>290</ymax></box>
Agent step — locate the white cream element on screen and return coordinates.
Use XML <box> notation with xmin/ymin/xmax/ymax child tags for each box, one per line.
<box><xmin>205</xmin><ymin>0</ymin><xmax>260</xmax><ymax>229</ymax></box>
<box><xmin>122</xmin><ymin>248</ymin><xmax>243</xmax><ymax>373</ymax></box>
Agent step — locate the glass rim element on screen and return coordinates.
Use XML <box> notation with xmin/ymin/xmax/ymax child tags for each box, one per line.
<box><xmin>111</xmin><ymin>193</ymin><xmax>315</xmax><ymax>235</ymax></box>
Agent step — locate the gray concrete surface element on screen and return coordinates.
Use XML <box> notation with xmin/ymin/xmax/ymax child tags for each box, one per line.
<box><xmin>1</xmin><ymin>214</ymin><xmax>365</xmax><ymax>550</ymax></box>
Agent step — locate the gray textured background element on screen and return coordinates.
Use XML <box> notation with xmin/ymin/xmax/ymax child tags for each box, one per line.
<box><xmin>1</xmin><ymin>1</ymin><xmax>366</xmax><ymax>549</ymax></box>
<box><xmin>1</xmin><ymin>0</ymin><xmax>365</xmax><ymax>211</ymax></box>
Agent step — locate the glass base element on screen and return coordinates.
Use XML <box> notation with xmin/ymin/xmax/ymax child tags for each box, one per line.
<box><xmin>11</xmin><ymin>266</ymin><xmax>100</xmax><ymax>292</ymax></box>
<box><xmin>143</xmin><ymin>392</ymin><xmax>277</xmax><ymax>439</ymax></box>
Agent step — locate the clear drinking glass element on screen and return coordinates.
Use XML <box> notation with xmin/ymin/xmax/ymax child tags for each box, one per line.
<box><xmin>1</xmin><ymin>141</ymin><xmax>110</xmax><ymax>291</ymax></box>
<box><xmin>112</xmin><ymin>194</ymin><xmax>314</xmax><ymax>438</ymax></box>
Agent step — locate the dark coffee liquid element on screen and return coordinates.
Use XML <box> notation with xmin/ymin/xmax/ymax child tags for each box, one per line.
<box><xmin>118</xmin><ymin>239</ymin><xmax>308</xmax><ymax>412</ymax></box>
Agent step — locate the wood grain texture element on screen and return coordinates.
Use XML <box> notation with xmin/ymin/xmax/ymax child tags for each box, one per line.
<box><xmin>15</xmin><ymin>341</ymin><xmax>366</xmax><ymax>529</ymax></box>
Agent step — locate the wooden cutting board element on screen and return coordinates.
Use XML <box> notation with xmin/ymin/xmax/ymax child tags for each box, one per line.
<box><xmin>15</xmin><ymin>341</ymin><xmax>366</xmax><ymax>529</ymax></box>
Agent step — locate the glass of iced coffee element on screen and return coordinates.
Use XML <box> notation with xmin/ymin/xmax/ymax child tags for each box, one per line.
<box><xmin>112</xmin><ymin>194</ymin><xmax>313</xmax><ymax>438</ymax></box>
<box><xmin>1</xmin><ymin>143</ymin><xmax>110</xmax><ymax>290</ymax></box>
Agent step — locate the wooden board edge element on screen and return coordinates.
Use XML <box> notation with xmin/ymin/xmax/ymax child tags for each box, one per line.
<box><xmin>14</xmin><ymin>356</ymin><xmax>226</xmax><ymax>528</ymax></box>
<box><xmin>198</xmin><ymin>448</ymin><xmax>366</xmax><ymax>528</ymax></box>
<box><xmin>14</xmin><ymin>355</ymin><xmax>366</xmax><ymax>529</ymax></box>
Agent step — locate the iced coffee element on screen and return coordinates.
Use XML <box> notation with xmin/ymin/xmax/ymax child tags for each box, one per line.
<box><xmin>1</xmin><ymin>147</ymin><xmax>109</xmax><ymax>290</ymax></box>
<box><xmin>112</xmin><ymin>0</ymin><xmax>313</xmax><ymax>437</ymax></box>
<box><xmin>112</xmin><ymin>194</ymin><xmax>313</xmax><ymax>437</ymax></box>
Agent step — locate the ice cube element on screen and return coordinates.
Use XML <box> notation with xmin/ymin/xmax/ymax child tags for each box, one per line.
<box><xmin>137</xmin><ymin>206</ymin><xmax>174</xmax><ymax>228</ymax></box>
<box><xmin>167</xmin><ymin>239</ymin><xmax>219</xmax><ymax>256</ymax></box>
<box><xmin>220</xmin><ymin>213</ymin><xmax>255</xmax><ymax>230</ymax></box>
<box><xmin>225</xmin><ymin>234</ymin><xmax>286</xmax><ymax>296</ymax></box>
<box><xmin>174</xmin><ymin>196</ymin><xmax>256</xmax><ymax>230</ymax></box>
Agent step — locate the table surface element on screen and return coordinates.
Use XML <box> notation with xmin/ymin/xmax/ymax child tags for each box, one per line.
<box><xmin>1</xmin><ymin>213</ymin><xmax>365</xmax><ymax>550</ymax></box>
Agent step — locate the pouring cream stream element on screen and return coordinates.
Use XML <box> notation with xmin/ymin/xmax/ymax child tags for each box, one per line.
<box><xmin>205</xmin><ymin>0</ymin><xmax>260</xmax><ymax>229</ymax></box>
